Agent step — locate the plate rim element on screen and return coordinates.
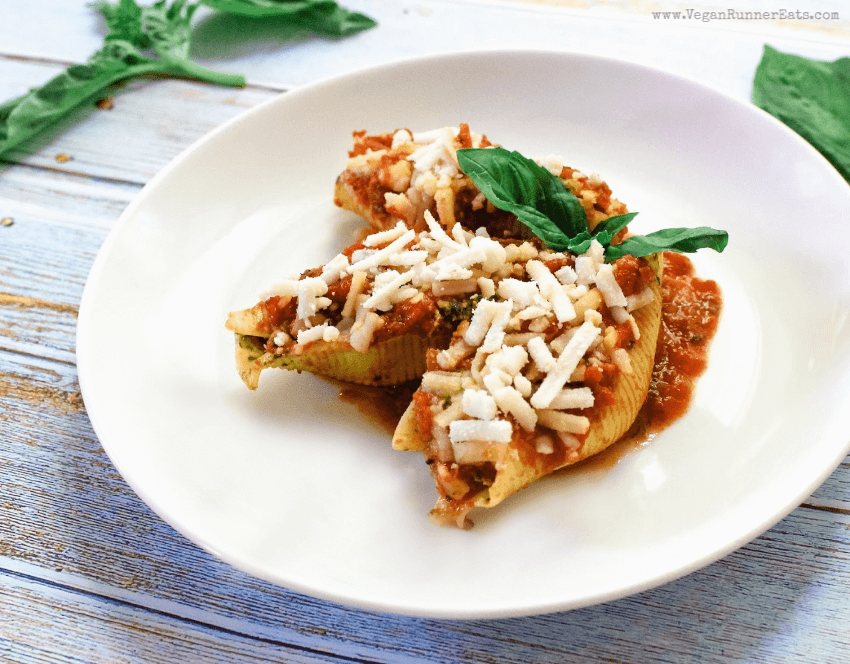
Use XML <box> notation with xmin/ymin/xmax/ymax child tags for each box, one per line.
<box><xmin>76</xmin><ymin>48</ymin><xmax>850</xmax><ymax>619</ymax></box>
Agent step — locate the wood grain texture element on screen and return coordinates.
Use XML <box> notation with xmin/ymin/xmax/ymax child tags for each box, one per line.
<box><xmin>1</xmin><ymin>2</ymin><xmax>850</xmax><ymax>661</ymax></box>
<box><xmin>0</xmin><ymin>569</ymin><xmax>364</xmax><ymax>664</ymax></box>
<box><xmin>0</xmin><ymin>162</ymin><xmax>136</xmax><ymax>232</ymax></box>
<box><xmin>0</xmin><ymin>293</ymin><xmax>77</xmax><ymax>365</ymax></box>
<box><xmin>0</xmin><ymin>163</ymin><xmax>126</xmax><ymax>363</ymax></box>
<box><xmin>808</xmin><ymin>460</ymin><xmax>850</xmax><ymax>513</ymax></box>
<box><xmin>3</xmin><ymin>0</ymin><xmax>849</xmax><ymax>97</ymax></box>
<box><xmin>1</xmin><ymin>345</ymin><xmax>849</xmax><ymax>664</ymax></box>
<box><xmin>0</xmin><ymin>62</ymin><xmax>278</xmax><ymax>184</ymax></box>
<box><xmin>0</xmin><ymin>172</ymin><xmax>114</xmax><ymax>309</ymax></box>
<box><xmin>0</xmin><ymin>104</ymin><xmax>847</xmax><ymax>664</ymax></box>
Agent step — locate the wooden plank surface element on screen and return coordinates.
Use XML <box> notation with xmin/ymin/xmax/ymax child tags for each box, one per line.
<box><xmin>0</xmin><ymin>62</ymin><xmax>278</xmax><ymax>184</ymax></box>
<box><xmin>2</xmin><ymin>2</ymin><xmax>849</xmax><ymax>193</ymax></box>
<box><xmin>1</xmin><ymin>0</ymin><xmax>849</xmax><ymax>662</ymax></box>
<box><xmin>0</xmin><ymin>171</ymin><xmax>115</xmax><ymax>308</ymax></box>
<box><xmin>4</xmin><ymin>0</ymin><xmax>850</xmax><ymax>99</ymax></box>
<box><xmin>0</xmin><ymin>569</ymin><xmax>361</xmax><ymax>664</ymax></box>
<box><xmin>1</xmin><ymin>197</ymin><xmax>849</xmax><ymax>657</ymax></box>
<box><xmin>0</xmin><ymin>322</ymin><xmax>848</xmax><ymax>662</ymax></box>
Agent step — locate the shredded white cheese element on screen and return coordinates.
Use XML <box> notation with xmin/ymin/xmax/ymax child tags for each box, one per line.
<box><xmin>462</xmin><ymin>388</ymin><xmax>498</xmax><ymax>421</ymax></box>
<box><xmin>449</xmin><ymin>419</ymin><xmax>513</xmax><ymax>444</ymax></box>
<box><xmin>257</xmin><ymin>130</ymin><xmax>659</xmax><ymax>470</ymax></box>
<box><xmin>363</xmin><ymin>221</ymin><xmax>409</xmax><ymax>248</ymax></box>
<box><xmin>530</xmin><ymin>321</ymin><xmax>600</xmax><ymax>409</ymax></box>
<box><xmin>595</xmin><ymin>263</ymin><xmax>628</xmax><ymax>308</ymax></box>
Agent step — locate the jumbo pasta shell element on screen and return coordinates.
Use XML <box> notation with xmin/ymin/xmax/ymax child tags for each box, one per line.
<box><xmin>391</xmin><ymin>403</ymin><xmax>426</xmax><ymax>452</ymax></box>
<box><xmin>575</xmin><ymin>258</ymin><xmax>662</xmax><ymax>460</ymax></box>
<box><xmin>232</xmin><ymin>327</ymin><xmax>452</xmax><ymax>389</ymax></box>
<box><xmin>480</xmin><ymin>255</ymin><xmax>663</xmax><ymax>510</ymax></box>
<box><xmin>333</xmin><ymin>178</ymin><xmax>394</xmax><ymax>232</ymax></box>
<box><xmin>392</xmin><ymin>254</ymin><xmax>663</xmax><ymax>525</ymax></box>
<box><xmin>334</xmin><ymin>126</ymin><xmax>630</xmax><ymax>236</ymax></box>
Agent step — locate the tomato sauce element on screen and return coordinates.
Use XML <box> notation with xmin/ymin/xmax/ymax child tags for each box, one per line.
<box><xmin>612</xmin><ymin>254</ymin><xmax>656</xmax><ymax>297</ymax></box>
<box><xmin>337</xmin><ymin>380</ymin><xmax>419</xmax><ymax>436</ymax></box>
<box><xmin>372</xmin><ymin>294</ymin><xmax>439</xmax><ymax>343</ymax></box>
<box><xmin>339</xmin><ymin>251</ymin><xmax>722</xmax><ymax>471</ymax></box>
<box><xmin>625</xmin><ymin>251</ymin><xmax>722</xmax><ymax>439</ymax></box>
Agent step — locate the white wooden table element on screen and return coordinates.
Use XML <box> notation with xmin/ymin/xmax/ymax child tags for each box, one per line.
<box><xmin>2</xmin><ymin>1</ymin><xmax>849</xmax><ymax>661</ymax></box>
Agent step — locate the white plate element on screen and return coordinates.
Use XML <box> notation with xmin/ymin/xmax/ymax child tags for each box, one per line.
<box><xmin>77</xmin><ymin>51</ymin><xmax>850</xmax><ymax>618</ymax></box>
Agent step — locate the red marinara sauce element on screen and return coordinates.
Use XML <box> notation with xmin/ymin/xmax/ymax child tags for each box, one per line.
<box><xmin>626</xmin><ymin>251</ymin><xmax>722</xmax><ymax>438</ymax></box>
<box><xmin>339</xmin><ymin>251</ymin><xmax>722</xmax><ymax>462</ymax></box>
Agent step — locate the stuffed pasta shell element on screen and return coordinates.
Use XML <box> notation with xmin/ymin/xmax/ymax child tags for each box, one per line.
<box><xmin>392</xmin><ymin>247</ymin><xmax>663</xmax><ymax>528</ymax></box>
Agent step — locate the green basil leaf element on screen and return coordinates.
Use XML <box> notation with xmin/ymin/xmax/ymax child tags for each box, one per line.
<box><xmin>199</xmin><ymin>0</ymin><xmax>377</xmax><ymax>36</ymax></box>
<box><xmin>457</xmin><ymin>146</ymin><xmax>728</xmax><ymax>262</ymax></box>
<box><xmin>94</xmin><ymin>0</ymin><xmax>243</xmax><ymax>84</ymax></box>
<box><xmin>93</xmin><ymin>0</ymin><xmax>149</xmax><ymax>48</ymax></box>
<box><xmin>457</xmin><ymin>147</ymin><xmax>588</xmax><ymax>244</ymax></box>
<box><xmin>529</xmin><ymin>220</ymin><xmax>578</xmax><ymax>253</ymax></box>
<box><xmin>0</xmin><ymin>1</ymin><xmax>246</xmax><ymax>160</ymax></box>
<box><xmin>294</xmin><ymin>3</ymin><xmax>377</xmax><ymax>36</ymax></box>
<box><xmin>138</xmin><ymin>0</ymin><xmax>198</xmax><ymax>61</ymax></box>
<box><xmin>565</xmin><ymin>231</ymin><xmax>593</xmax><ymax>255</ymax></box>
<box><xmin>753</xmin><ymin>44</ymin><xmax>850</xmax><ymax>183</ymax></box>
<box><xmin>605</xmin><ymin>227</ymin><xmax>729</xmax><ymax>260</ymax></box>
<box><xmin>592</xmin><ymin>211</ymin><xmax>637</xmax><ymax>239</ymax></box>
<box><xmin>1</xmin><ymin>0</ymin><xmax>376</xmax><ymax>160</ymax></box>
<box><xmin>200</xmin><ymin>0</ymin><xmax>331</xmax><ymax>16</ymax></box>
<box><xmin>0</xmin><ymin>41</ymin><xmax>161</xmax><ymax>153</ymax></box>
<box><xmin>94</xmin><ymin>0</ymin><xmax>197</xmax><ymax>57</ymax></box>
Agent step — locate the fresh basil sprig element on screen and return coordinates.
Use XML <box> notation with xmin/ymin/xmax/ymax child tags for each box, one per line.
<box><xmin>456</xmin><ymin>147</ymin><xmax>728</xmax><ymax>261</ymax></box>
<box><xmin>456</xmin><ymin>146</ymin><xmax>586</xmax><ymax>252</ymax></box>
<box><xmin>753</xmin><ymin>45</ymin><xmax>850</xmax><ymax>183</ymax></box>
<box><xmin>0</xmin><ymin>0</ymin><xmax>376</xmax><ymax>161</ymax></box>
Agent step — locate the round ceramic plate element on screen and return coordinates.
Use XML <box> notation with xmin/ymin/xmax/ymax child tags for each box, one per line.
<box><xmin>76</xmin><ymin>51</ymin><xmax>850</xmax><ymax>619</ymax></box>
